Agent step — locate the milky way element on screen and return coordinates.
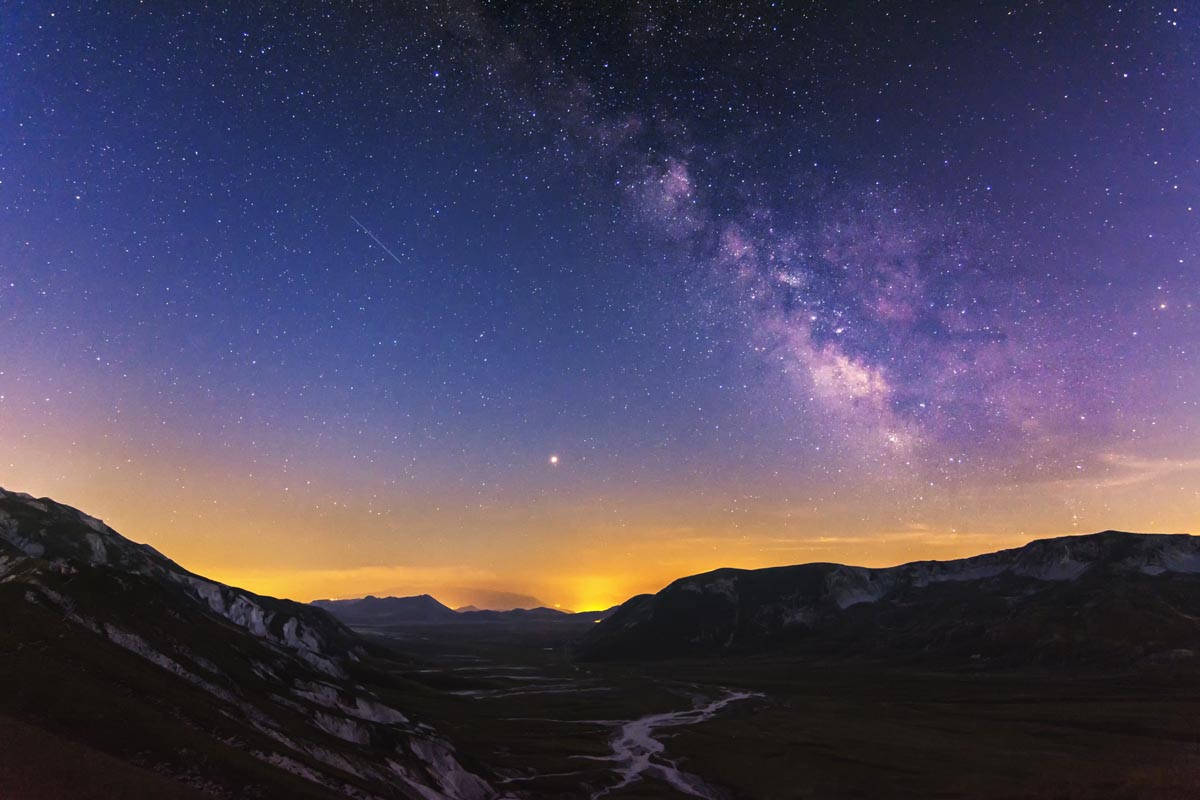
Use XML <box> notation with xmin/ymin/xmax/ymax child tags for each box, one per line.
<box><xmin>442</xmin><ymin>0</ymin><xmax>1197</xmax><ymax>482</ymax></box>
<box><xmin>1</xmin><ymin>2</ymin><xmax>1197</xmax><ymax>607</ymax></box>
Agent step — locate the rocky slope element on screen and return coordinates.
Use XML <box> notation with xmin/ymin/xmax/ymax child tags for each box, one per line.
<box><xmin>583</xmin><ymin>530</ymin><xmax>1200</xmax><ymax>666</ymax></box>
<box><xmin>0</xmin><ymin>486</ymin><xmax>495</xmax><ymax>800</ymax></box>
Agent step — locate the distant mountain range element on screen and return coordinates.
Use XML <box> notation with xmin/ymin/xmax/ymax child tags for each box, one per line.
<box><xmin>0</xmin><ymin>487</ymin><xmax>493</xmax><ymax>799</ymax></box>
<box><xmin>459</xmin><ymin>606</ymin><xmax>610</xmax><ymax>623</ymax></box>
<box><xmin>314</xmin><ymin>594</ymin><xmax>613</xmax><ymax>626</ymax></box>
<box><xmin>366</xmin><ymin>588</ymin><xmax>547</xmax><ymax>613</ymax></box>
<box><xmin>583</xmin><ymin>530</ymin><xmax>1200</xmax><ymax>667</ymax></box>
<box><xmin>312</xmin><ymin>594</ymin><xmax>462</xmax><ymax>625</ymax></box>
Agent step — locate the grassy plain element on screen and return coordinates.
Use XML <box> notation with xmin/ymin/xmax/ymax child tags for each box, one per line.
<box><xmin>368</xmin><ymin>621</ymin><xmax>1200</xmax><ymax>799</ymax></box>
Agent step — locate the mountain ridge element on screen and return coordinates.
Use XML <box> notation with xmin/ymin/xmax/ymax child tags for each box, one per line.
<box><xmin>313</xmin><ymin>594</ymin><xmax>614</xmax><ymax>626</ymax></box>
<box><xmin>0</xmin><ymin>486</ymin><xmax>495</xmax><ymax>800</ymax></box>
<box><xmin>583</xmin><ymin>529</ymin><xmax>1200</xmax><ymax>665</ymax></box>
<box><xmin>312</xmin><ymin>594</ymin><xmax>461</xmax><ymax>625</ymax></box>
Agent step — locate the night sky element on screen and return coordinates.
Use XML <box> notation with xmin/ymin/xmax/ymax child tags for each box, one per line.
<box><xmin>2</xmin><ymin>2</ymin><xmax>1198</xmax><ymax>609</ymax></box>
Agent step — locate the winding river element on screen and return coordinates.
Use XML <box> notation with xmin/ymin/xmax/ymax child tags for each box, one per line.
<box><xmin>591</xmin><ymin>688</ymin><xmax>759</xmax><ymax>799</ymax></box>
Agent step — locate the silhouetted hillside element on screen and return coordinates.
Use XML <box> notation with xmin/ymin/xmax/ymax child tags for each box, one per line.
<box><xmin>584</xmin><ymin>531</ymin><xmax>1200</xmax><ymax>668</ymax></box>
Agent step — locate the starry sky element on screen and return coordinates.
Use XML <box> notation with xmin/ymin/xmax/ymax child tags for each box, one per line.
<box><xmin>2</xmin><ymin>1</ymin><xmax>1198</xmax><ymax>610</ymax></box>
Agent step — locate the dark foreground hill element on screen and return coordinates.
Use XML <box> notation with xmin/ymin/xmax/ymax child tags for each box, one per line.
<box><xmin>583</xmin><ymin>530</ymin><xmax>1200</xmax><ymax>667</ymax></box>
<box><xmin>0</xmin><ymin>487</ymin><xmax>493</xmax><ymax>800</ymax></box>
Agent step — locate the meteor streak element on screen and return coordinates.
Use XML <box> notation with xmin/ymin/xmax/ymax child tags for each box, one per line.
<box><xmin>350</xmin><ymin>215</ymin><xmax>405</xmax><ymax>266</ymax></box>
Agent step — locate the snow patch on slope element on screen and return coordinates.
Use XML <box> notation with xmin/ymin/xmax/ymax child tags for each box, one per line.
<box><xmin>78</xmin><ymin>512</ymin><xmax>108</xmax><ymax>534</ymax></box>
<box><xmin>409</xmin><ymin>737</ymin><xmax>495</xmax><ymax>800</ymax></box>
<box><xmin>293</xmin><ymin>680</ymin><xmax>409</xmax><ymax>725</ymax></box>
<box><xmin>314</xmin><ymin>712</ymin><xmax>371</xmax><ymax>746</ymax></box>
<box><xmin>3</xmin><ymin>525</ymin><xmax>45</xmax><ymax>559</ymax></box>
<box><xmin>826</xmin><ymin>567</ymin><xmax>892</xmax><ymax>609</ymax></box>
<box><xmin>179</xmin><ymin>576</ymin><xmax>346</xmax><ymax>678</ymax></box>
<box><xmin>0</xmin><ymin>554</ymin><xmax>21</xmax><ymax>580</ymax></box>
<box><xmin>782</xmin><ymin>606</ymin><xmax>816</xmax><ymax>627</ymax></box>
<box><xmin>84</xmin><ymin>533</ymin><xmax>108</xmax><ymax>565</ymax></box>
<box><xmin>1139</xmin><ymin>541</ymin><xmax>1200</xmax><ymax>575</ymax></box>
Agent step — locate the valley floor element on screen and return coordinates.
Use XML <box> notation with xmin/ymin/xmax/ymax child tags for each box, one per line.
<box><xmin>366</xmin><ymin>622</ymin><xmax>1200</xmax><ymax>800</ymax></box>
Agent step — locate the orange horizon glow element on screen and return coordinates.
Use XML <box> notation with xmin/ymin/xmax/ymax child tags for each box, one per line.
<box><xmin>177</xmin><ymin>522</ymin><xmax>1200</xmax><ymax>611</ymax></box>
<box><xmin>4</xmin><ymin>440</ymin><xmax>1197</xmax><ymax>611</ymax></box>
